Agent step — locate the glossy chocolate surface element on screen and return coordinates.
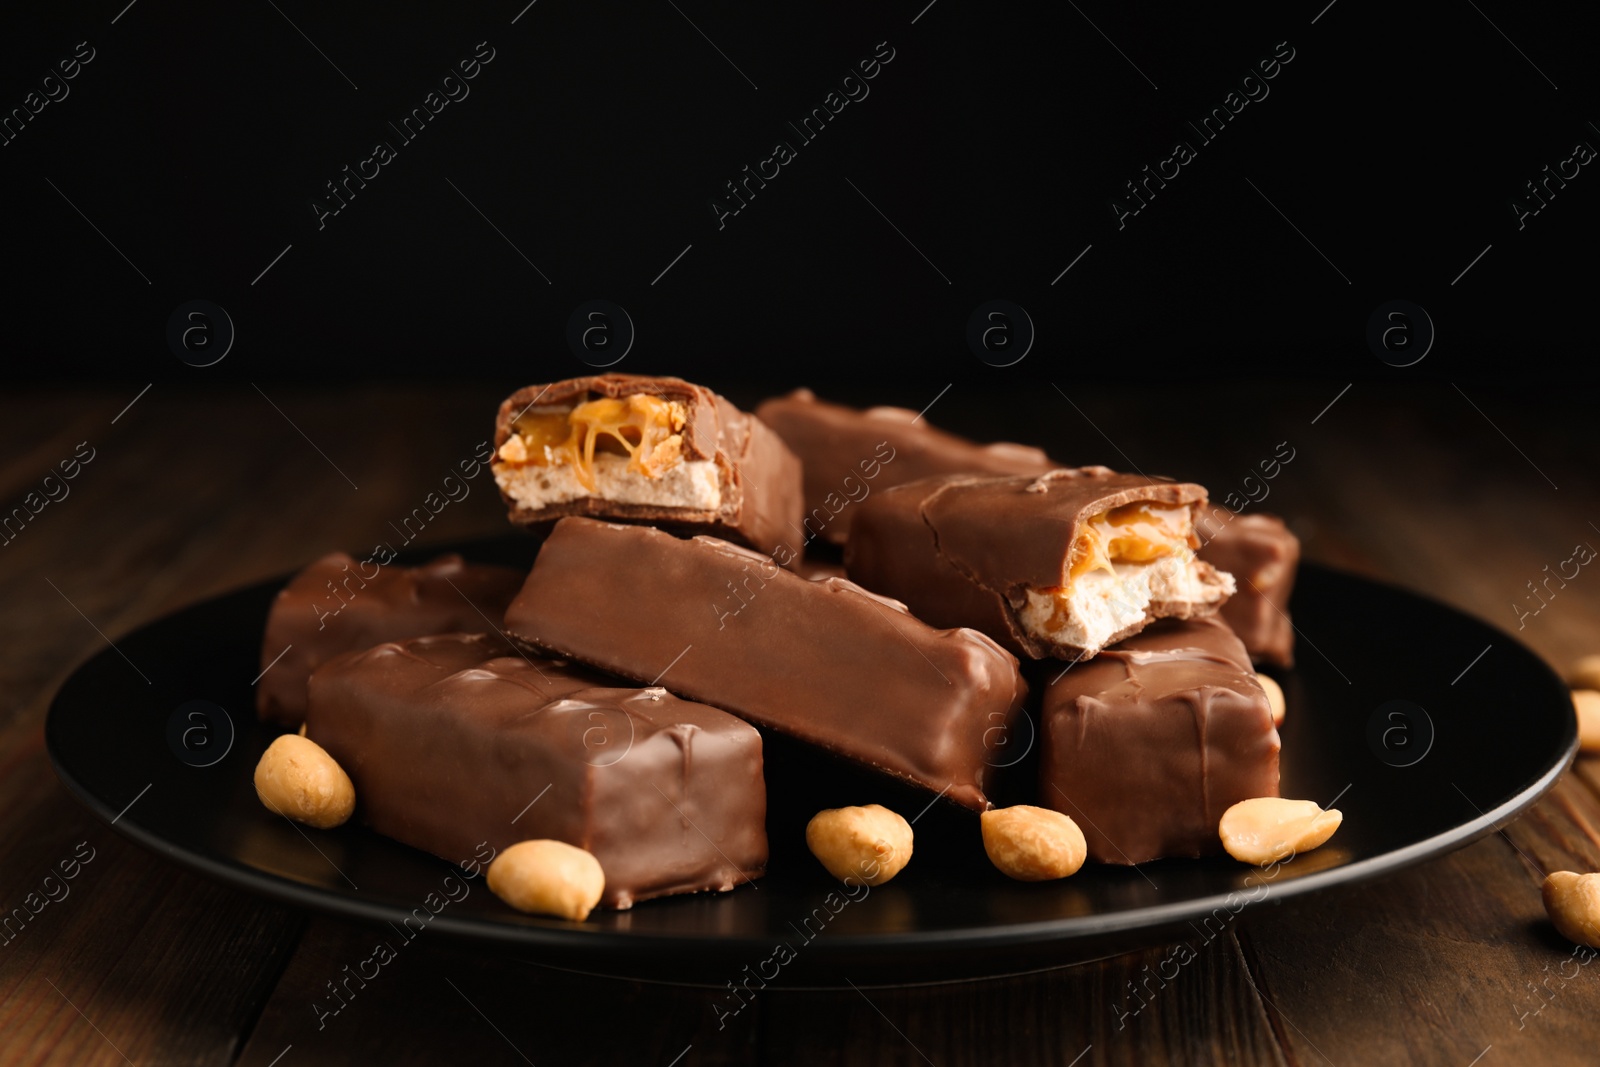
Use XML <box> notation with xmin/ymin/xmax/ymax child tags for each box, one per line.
<box><xmin>305</xmin><ymin>632</ymin><xmax>768</xmax><ymax>908</ymax></box>
<box><xmin>1039</xmin><ymin>617</ymin><xmax>1280</xmax><ymax>864</ymax></box>
<box><xmin>504</xmin><ymin>517</ymin><xmax>1027</xmax><ymax>810</ymax></box>
<box><xmin>256</xmin><ymin>552</ymin><xmax>524</xmax><ymax>727</ymax></box>
<box><xmin>755</xmin><ymin>388</ymin><xmax>1056</xmax><ymax>547</ymax></box>
<box><xmin>1197</xmin><ymin>510</ymin><xmax>1301</xmax><ymax>668</ymax></box>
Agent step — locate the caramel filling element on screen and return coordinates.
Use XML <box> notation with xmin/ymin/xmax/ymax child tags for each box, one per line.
<box><xmin>1018</xmin><ymin>500</ymin><xmax>1230</xmax><ymax>653</ymax></box>
<box><xmin>496</xmin><ymin>394</ymin><xmax>688</xmax><ymax>492</ymax></box>
<box><xmin>1065</xmin><ymin>502</ymin><xmax>1194</xmax><ymax>582</ymax></box>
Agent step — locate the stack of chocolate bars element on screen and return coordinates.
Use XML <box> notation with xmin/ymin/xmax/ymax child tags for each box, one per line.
<box><xmin>257</xmin><ymin>374</ymin><xmax>1302</xmax><ymax>907</ymax></box>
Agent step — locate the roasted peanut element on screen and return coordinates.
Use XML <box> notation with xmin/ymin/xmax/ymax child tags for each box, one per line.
<box><xmin>253</xmin><ymin>735</ymin><xmax>355</xmax><ymax>829</ymax></box>
<box><xmin>487</xmin><ymin>840</ymin><xmax>606</xmax><ymax>921</ymax></box>
<box><xmin>805</xmin><ymin>804</ymin><xmax>912</xmax><ymax>886</ymax></box>
<box><xmin>981</xmin><ymin>805</ymin><xmax>1087</xmax><ymax>881</ymax></box>
<box><xmin>1570</xmin><ymin>655</ymin><xmax>1600</xmax><ymax>692</ymax></box>
<box><xmin>1218</xmin><ymin>797</ymin><xmax>1341</xmax><ymax>865</ymax></box>
<box><xmin>1257</xmin><ymin>673</ymin><xmax>1286</xmax><ymax>727</ymax></box>
<box><xmin>497</xmin><ymin>434</ymin><xmax>529</xmax><ymax>464</ymax></box>
<box><xmin>1573</xmin><ymin>689</ymin><xmax>1600</xmax><ymax>753</ymax></box>
<box><xmin>1544</xmin><ymin>871</ymin><xmax>1600</xmax><ymax>948</ymax></box>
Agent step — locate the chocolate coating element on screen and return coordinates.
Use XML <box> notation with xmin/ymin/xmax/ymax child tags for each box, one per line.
<box><xmin>755</xmin><ymin>388</ymin><xmax>1056</xmax><ymax>546</ymax></box>
<box><xmin>503</xmin><ymin>517</ymin><xmax>1028</xmax><ymax>811</ymax></box>
<box><xmin>305</xmin><ymin>632</ymin><xmax>768</xmax><ymax>909</ymax></box>
<box><xmin>255</xmin><ymin>552</ymin><xmax>524</xmax><ymax>728</ymax></box>
<box><xmin>495</xmin><ymin>375</ymin><xmax>803</xmax><ymax>567</ymax></box>
<box><xmin>1039</xmin><ymin>617</ymin><xmax>1280</xmax><ymax>864</ymax></box>
<box><xmin>844</xmin><ymin>468</ymin><xmax>1231</xmax><ymax>660</ymax></box>
<box><xmin>795</xmin><ymin>558</ymin><xmax>847</xmax><ymax>582</ymax></box>
<box><xmin>1197</xmin><ymin>510</ymin><xmax>1300</xmax><ymax>668</ymax></box>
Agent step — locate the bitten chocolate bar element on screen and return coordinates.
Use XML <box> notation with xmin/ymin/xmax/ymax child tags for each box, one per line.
<box><xmin>503</xmin><ymin>517</ymin><xmax>1027</xmax><ymax>810</ymax></box>
<box><xmin>305</xmin><ymin>632</ymin><xmax>768</xmax><ymax>909</ymax></box>
<box><xmin>493</xmin><ymin>374</ymin><xmax>803</xmax><ymax>566</ymax></box>
<box><xmin>1039</xmin><ymin>617</ymin><xmax>1280</xmax><ymax>864</ymax></box>
<box><xmin>255</xmin><ymin>552</ymin><xmax>524</xmax><ymax>728</ymax></box>
<box><xmin>1196</xmin><ymin>510</ymin><xmax>1300</xmax><ymax>668</ymax></box>
<box><xmin>754</xmin><ymin>388</ymin><xmax>1056</xmax><ymax>547</ymax></box>
<box><xmin>844</xmin><ymin>468</ymin><xmax>1234</xmax><ymax>661</ymax></box>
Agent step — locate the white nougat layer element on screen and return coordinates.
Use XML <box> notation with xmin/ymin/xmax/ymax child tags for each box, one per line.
<box><xmin>1019</xmin><ymin>556</ymin><xmax>1235</xmax><ymax>654</ymax></box>
<box><xmin>495</xmin><ymin>453</ymin><xmax>722</xmax><ymax>511</ymax></box>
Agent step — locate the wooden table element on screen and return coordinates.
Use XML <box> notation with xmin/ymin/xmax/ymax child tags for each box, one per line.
<box><xmin>2</xmin><ymin>381</ymin><xmax>1595</xmax><ymax>1066</ymax></box>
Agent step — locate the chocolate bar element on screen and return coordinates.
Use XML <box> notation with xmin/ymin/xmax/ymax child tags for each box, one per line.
<box><xmin>844</xmin><ymin>468</ymin><xmax>1234</xmax><ymax>661</ymax></box>
<box><xmin>1196</xmin><ymin>510</ymin><xmax>1300</xmax><ymax>668</ymax></box>
<box><xmin>255</xmin><ymin>552</ymin><xmax>524</xmax><ymax>728</ymax></box>
<box><xmin>1039</xmin><ymin>617</ymin><xmax>1280</xmax><ymax>864</ymax></box>
<box><xmin>503</xmin><ymin>517</ymin><xmax>1027</xmax><ymax>810</ymax></box>
<box><xmin>754</xmin><ymin>388</ymin><xmax>1056</xmax><ymax>547</ymax></box>
<box><xmin>305</xmin><ymin>632</ymin><xmax>768</xmax><ymax>909</ymax></box>
<box><xmin>494</xmin><ymin>374</ymin><xmax>803</xmax><ymax>566</ymax></box>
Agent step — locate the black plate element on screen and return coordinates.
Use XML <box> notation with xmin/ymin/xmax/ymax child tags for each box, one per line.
<box><xmin>47</xmin><ymin>540</ymin><xmax>1576</xmax><ymax>986</ymax></box>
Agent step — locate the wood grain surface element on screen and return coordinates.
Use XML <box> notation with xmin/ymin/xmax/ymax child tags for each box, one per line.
<box><xmin>0</xmin><ymin>381</ymin><xmax>1594</xmax><ymax>1066</ymax></box>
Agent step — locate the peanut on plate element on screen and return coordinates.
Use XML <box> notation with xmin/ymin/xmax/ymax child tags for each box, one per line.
<box><xmin>805</xmin><ymin>804</ymin><xmax>913</xmax><ymax>887</ymax></box>
<box><xmin>981</xmin><ymin>806</ymin><xmax>1087</xmax><ymax>881</ymax></box>
<box><xmin>1219</xmin><ymin>797</ymin><xmax>1341</xmax><ymax>866</ymax></box>
<box><xmin>487</xmin><ymin>840</ymin><xmax>606</xmax><ymax>921</ymax></box>
<box><xmin>253</xmin><ymin>734</ymin><xmax>355</xmax><ymax>830</ymax></box>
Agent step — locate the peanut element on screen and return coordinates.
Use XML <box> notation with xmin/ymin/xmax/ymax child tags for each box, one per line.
<box><xmin>805</xmin><ymin>804</ymin><xmax>912</xmax><ymax>887</ymax></box>
<box><xmin>253</xmin><ymin>735</ymin><xmax>355</xmax><ymax>829</ymax></box>
<box><xmin>981</xmin><ymin>805</ymin><xmax>1087</xmax><ymax>881</ymax></box>
<box><xmin>487</xmin><ymin>840</ymin><xmax>606</xmax><ymax>921</ymax></box>
<box><xmin>1544</xmin><ymin>871</ymin><xmax>1600</xmax><ymax>948</ymax></box>
<box><xmin>1570</xmin><ymin>655</ymin><xmax>1600</xmax><ymax>691</ymax></box>
<box><xmin>1257</xmin><ymin>673</ymin><xmax>1286</xmax><ymax>727</ymax></box>
<box><xmin>1573</xmin><ymin>689</ymin><xmax>1600</xmax><ymax>753</ymax></box>
<box><xmin>1219</xmin><ymin>797</ymin><xmax>1341</xmax><ymax>865</ymax></box>
<box><xmin>497</xmin><ymin>435</ymin><xmax>529</xmax><ymax>464</ymax></box>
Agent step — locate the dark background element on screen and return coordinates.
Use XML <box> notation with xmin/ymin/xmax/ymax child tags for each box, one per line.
<box><xmin>2</xmin><ymin>0</ymin><xmax>1594</xmax><ymax>387</ymax></box>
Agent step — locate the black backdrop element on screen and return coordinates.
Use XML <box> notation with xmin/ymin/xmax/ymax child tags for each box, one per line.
<box><xmin>2</xmin><ymin>0</ymin><xmax>1594</xmax><ymax>386</ymax></box>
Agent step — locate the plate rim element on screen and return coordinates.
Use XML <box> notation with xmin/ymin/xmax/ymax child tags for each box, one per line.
<box><xmin>47</xmin><ymin>721</ymin><xmax>1576</xmax><ymax>956</ymax></box>
<box><xmin>44</xmin><ymin>553</ymin><xmax>1580</xmax><ymax>964</ymax></box>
